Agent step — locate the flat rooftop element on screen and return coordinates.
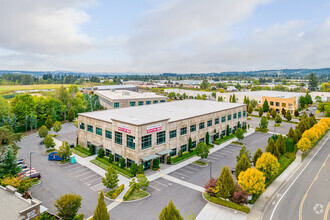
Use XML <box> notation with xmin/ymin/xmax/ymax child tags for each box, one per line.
<box><xmin>226</xmin><ymin>91</ymin><xmax>306</xmax><ymax>99</ymax></box>
<box><xmin>95</xmin><ymin>90</ymin><xmax>166</xmax><ymax>100</ymax></box>
<box><xmin>0</xmin><ymin>188</ymin><xmax>31</xmax><ymax>220</ymax></box>
<box><xmin>93</xmin><ymin>85</ymin><xmax>138</xmax><ymax>90</ymax></box>
<box><xmin>79</xmin><ymin>100</ymin><xmax>245</xmax><ymax>125</ymax></box>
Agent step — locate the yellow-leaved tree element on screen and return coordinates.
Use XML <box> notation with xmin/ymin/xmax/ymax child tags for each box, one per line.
<box><xmin>319</xmin><ymin>118</ymin><xmax>330</xmax><ymax>127</ymax></box>
<box><xmin>319</xmin><ymin>122</ymin><xmax>329</xmax><ymax>131</ymax></box>
<box><xmin>297</xmin><ymin>137</ymin><xmax>311</xmax><ymax>153</ymax></box>
<box><xmin>311</xmin><ymin>127</ymin><xmax>322</xmax><ymax>138</ymax></box>
<box><xmin>238</xmin><ymin>168</ymin><xmax>265</xmax><ymax>195</ymax></box>
<box><xmin>301</xmin><ymin>130</ymin><xmax>318</xmax><ymax>144</ymax></box>
<box><xmin>255</xmin><ymin>152</ymin><xmax>280</xmax><ymax>180</ymax></box>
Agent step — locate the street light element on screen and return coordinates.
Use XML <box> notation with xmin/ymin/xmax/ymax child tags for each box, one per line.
<box><xmin>30</xmin><ymin>152</ymin><xmax>34</xmax><ymax>179</ymax></box>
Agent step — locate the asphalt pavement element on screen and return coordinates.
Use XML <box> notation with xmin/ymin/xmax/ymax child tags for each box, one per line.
<box><xmin>247</xmin><ymin>117</ymin><xmax>297</xmax><ymax>135</ymax></box>
<box><xmin>262</xmin><ymin>133</ymin><xmax>330</xmax><ymax>220</ymax></box>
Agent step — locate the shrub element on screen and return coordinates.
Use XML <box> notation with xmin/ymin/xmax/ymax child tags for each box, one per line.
<box><xmin>137</xmin><ymin>164</ymin><xmax>144</xmax><ymax>174</ymax></box>
<box><xmin>92</xmin><ymin>157</ymin><xmax>135</xmax><ymax>178</ymax></box>
<box><xmin>205</xmin><ymin>193</ymin><xmax>250</xmax><ymax>214</ymax></box>
<box><xmin>152</xmin><ymin>159</ymin><xmax>160</xmax><ymax>170</ymax></box>
<box><xmin>97</xmin><ymin>148</ymin><xmax>105</xmax><ymax>158</ymax></box>
<box><xmin>167</xmin><ymin>156</ymin><xmax>172</xmax><ymax>165</ymax></box>
<box><xmin>275</xmin><ymin>115</ymin><xmax>282</xmax><ymax>124</ymax></box>
<box><xmin>214</xmin><ymin>166</ymin><xmax>235</xmax><ymax>199</ymax></box>
<box><xmin>178</xmin><ymin>150</ymin><xmax>183</xmax><ymax>157</ymax></box>
<box><xmin>236</xmin><ymin>128</ymin><xmax>244</xmax><ymax>140</ymax></box>
<box><xmin>88</xmin><ymin>145</ymin><xmax>96</xmax><ymax>155</ymax></box>
<box><xmin>231</xmin><ymin>185</ymin><xmax>248</xmax><ymax>205</ymax></box>
<box><xmin>108</xmin><ymin>153</ymin><xmax>114</xmax><ymax>163</ymax></box>
<box><xmin>74</xmin><ymin>145</ymin><xmax>92</xmax><ymax>156</ymax></box>
<box><xmin>119</xmin><ymin>158</ymin><xmax>126</xmax><ymax>168</ymax></box>
<box><xmin>204</xmin><ymin>177</ymin><xmax>218</xmax><ymax>197</ymax></box>
<box><xmin>111</xmin><ymin>184</ymin><xmax>124</xmax><ymax>199</ymax></box>
<box><xmin>130</xmin><ymin>163</ymin><xmax>138</xmax><ymax>176</ymax></box>
<box><xmin>123</xmin><ymin>185</ymin><xmax>135</xmax><ymax>201</ymax></box>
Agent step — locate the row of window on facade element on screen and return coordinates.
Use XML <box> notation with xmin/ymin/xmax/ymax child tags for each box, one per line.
<box><xmin>269</xmin><ymin>101</ymin><xmax>293</xmax><ymax>108</ymax></box>
<box><xmin>80</xmin><ymin>110</ymin><xmax>245</xmax><ymax>151</ymax></box>
<box><xmin>98</xmin><ymin>96</ymin><xmax>166</xmax><ymax>108</ymax></box>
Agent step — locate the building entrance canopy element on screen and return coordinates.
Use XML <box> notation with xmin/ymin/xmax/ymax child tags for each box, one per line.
<box><xmin>156</xmin><ymin>149</ymin><xmax>171</xmax><ymax>155</ymax></box>
<box><xmin>141</xmin><ymin>154</ymin><xmax>159</xmax><ymax>162</ymax></box>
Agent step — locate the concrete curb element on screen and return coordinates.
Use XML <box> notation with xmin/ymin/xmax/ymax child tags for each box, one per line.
<box><xmin>105</xmin><ymin>191</ymin><xmax>151</xmax><ymax>203</ymax></box>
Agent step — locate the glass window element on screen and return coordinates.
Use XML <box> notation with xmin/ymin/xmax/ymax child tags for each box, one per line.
<box><xmin>221</xmin><ymin>116</ymin><xmax>226</xmax><ymax>123</ymax></box>
<box><xmin>180</xmin><ymin>127</ymin><xmax>187</xmax><ymax>135</ymax></box>
<box><xmin>127</xmin><ymin>158</ymin><xmax>135</xmax><ymax>168</ymax></box>
<box><xmin>80</xmin><ymin>123</ymin><xmax>85</xmax><ymax>130</ymax></box>
<box><xmin>141</xmin><ymin>135</ymin><xmax>152</xmax><ymax>149</ymax></box>
<box><xmin>106</xmin><ymin>130</ymin><xmax>112</xmax><ymax>139</ymax></box>
<box><xmin>115</xmin><ymin>132</ymin><xmax>122</xmax><ymax>145</ymax></box>
<box><xmin>222</xmin><ymin>130</ymin><xmax>226</xmax><ymax>136</ymax></box>
<box><xmin>190</xmin><ymin>124</ymin><xmax>196</xmax><ymax>132</ymax></box>
<box><xmin>199</xmin><ymin>138</ymin><xmax>204</xmax><ymax>143</ymax></box>
<box><xmin>157</xmin><ymin>131</ymin><xmax>166</xmax><ymax>145</ymax></box>
<box><xmin>138</xmin><ymin>101</ymin><xmax>144</xmax><ymax>106</ymax></box>
<box><xmin>96</xmin><ymin>127</ymin><xmax>102</xmax><ymax>136</ymax></box>
<box><xmin>180</xmin><ymin>144</ymin><xmax>187</xmax><ymax>152</ymax></box>
<box><xmin>228</xmin><ymin>115</ymin><xmax>232</xmax><ymax>121</ymax></box>
<box><xmin>87</xmin><ymin>125</ymin><xmax>93</xmax><ymax>133</ymax></box>
<box><xmin>215</xmin><ymin>118</ymin><xmax>219</xmax><ymax>125</ymax></box>
<box><xmin>105</xmin><ymin>149</ymin><xmax>112</xmax><ymax>156</ymax></box>
<box><xmin>282</xmin><ymin>103</ymin><xmax>286</xmax><ymax>107</ymax></box>
<box><xmin>170</xmin><ymin>148</ymin><xmax>177</xmax><ymax>157</ymax></box>
<box><xmin>276</xmin><ymin>102</ymin><xmax>280</xmax><ymax>106</ymax></box>
<box><xmin>270</xmin><ymin>101</ymin><xmax>274</xmax><ymax>106</ymax></box>
<box><xmin>115</xmin><ymin>153</ymin><xmax>122</xmax><ymax>163</ymax></box>
<box><xmin>169</xmin><ymin>130</ymin><xmax>177</xmax><ymax>139</ymax></box>
<box><xmin>238</xmin><ymin>112</ymin><xmax>241</xmax><ymax>119</ymax></box>
<box><xmin>153</xmin><ymin>100</ymin><xmax>158</xmax><ymax>104</ymax></box>
<box><xmin>199</xmin><ymin>122</ymin><xmax>205</xmax><ymax>129</ymax></box>
<box><xmin>114</xmin><ymin>102</ymin><xmax>119</xmax><ymax>108</ymax></box>
<box><xmin>233</xmin><ymin>126</ymin><xmax>237</xmax><ymax>131</ymax></box>
<box><xmin>243</xmin><ymin>111</ymin><xmax>246</xmax><ymax>117</ymax></box>
<box><xmin>192</xmin><ymin>141</ymin><xmax>197</xmax><ymax>149</ymax></box>
<box><xmin>233</xmin><ymin>113</ymin><xmax>237</xmax><ymax>119</ymax></box>
<box><xmin>127</xmin><ymin>135</ymin><xmax>135</xmax><ymax>150</ymax></box>
<box><xmin>146</xmin><ymin>101</ymin><xmax>151</xmax><ymax>105</ymax></box>
<box><xmin>207</xmin><ymin>120</ymin><xmax>212</xmax><ymax>127</ymax></box>
<box><xmin>130</xmin><ymin>102</ymin><xmax>136</xmax><ymax>106</ymax></box>
<box><xmin>160</xmin><ymin>100</ymin><xmax>166</xmax><ymax>103</ymax></box>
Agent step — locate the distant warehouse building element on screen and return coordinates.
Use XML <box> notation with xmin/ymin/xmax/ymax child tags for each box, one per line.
<box><xmin>96</xmin><ymin>90</ymin><xmax>167</xmax><ymax>109</ymax></box>
<box><xmin>78</xmin><ymin>100</ymin><xmax>247</xmax><ymax>169</ymax></box>
<box><xmin>216</xmin><ymin>91</ymin><xmax>328</xmax><ymax>114</ymax></box>
<box><xmin>93</xmin><ymin>85</ymin><xmax>138</xmax><ymax>92</ymax></box>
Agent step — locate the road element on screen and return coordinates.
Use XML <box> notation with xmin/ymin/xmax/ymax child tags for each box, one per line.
<box><xmin>262</xmin><ymin>133</ymin><xmax>330</xmax><ymax>220</ymax></box>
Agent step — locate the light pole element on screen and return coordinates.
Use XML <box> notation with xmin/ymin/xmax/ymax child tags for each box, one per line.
<box><xmin>210</xmin><ymin>161</ymin><xmax>212</xmax><ymax>179</ymax></box>
<box><xmin>30</xmin><ymin>152</ymin><xmax>34</xmax><ymax>179</ymax></box>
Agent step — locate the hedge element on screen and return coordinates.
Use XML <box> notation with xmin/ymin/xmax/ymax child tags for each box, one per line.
<box><xmin>106</xmin><ymin>184</ymin><xmax>125</xmax><ymax>199</ymax></box>
<box><xmin>172</xmin><ymin>144</ymin><xmax>214</xmax><ymax>164</ymax></box>
<box><xmin>255</xmin><ymin>127</ymin><xmax>269</xmax><ymax>133</ymax></box>
<box><xmin>204</xmin><ymin>193</ymin><xmax>250</xmax><ymax>214</ymax></box>
<box><xmin>73</xmin><ymin>145</ymin><xmax>92</xmax><ymax>157</ymax></box>
<box><xmin>123</xmin><ymin>185</ymin><xmax>135</xmax><ymax>201</ymax></box>
<box><xmin>91</xmin><ymin>157</ymin><xmax>135</xmax><ymax>178</ymax></box>
<box><xmin>213</xmin><ymin>132</ymin><xmax>246</xmax><ymax>145</ymax></box>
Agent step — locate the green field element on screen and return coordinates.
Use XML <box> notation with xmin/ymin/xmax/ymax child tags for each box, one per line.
<box><xmin>0</xmin><ymin>84</ymin><xmax>72</xmax><ymax>94</ymax></box>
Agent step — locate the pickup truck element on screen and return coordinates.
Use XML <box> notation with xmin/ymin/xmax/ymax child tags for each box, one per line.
<box><xmin>48</xmin><ymin>152</ymin><xmax>64</xmax><ymax>161</ymax></box>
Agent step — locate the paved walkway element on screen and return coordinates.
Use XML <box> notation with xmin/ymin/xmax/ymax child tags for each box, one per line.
<box><xmin>197</xmin><ymin>202</ymin><xmax>247</xmax><ymax>220</ymax></box>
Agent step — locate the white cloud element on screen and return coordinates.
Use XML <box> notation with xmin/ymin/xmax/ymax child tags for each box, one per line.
<box><xmin>0</xmin><ymin>0</ymin><xmax>95</xmax><ymax>55</ymax></box>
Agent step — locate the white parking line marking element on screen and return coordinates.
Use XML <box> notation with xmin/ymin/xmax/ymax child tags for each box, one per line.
<box><xmin>64</xmin><ymin>163</ymin><xmax>79</xmax><ymax>169</ymax></box>
<box><xmin>153</xmin><ymin>180</ymin><xmax>168</xmax><ymax>187</ymax></box>
<box><xmin>206</xmin><ymin>159</ymin><xmax>216</xmax><ymax>162</ymax></box>
<box><xmin>85</xmin><ymin>178</ymin><xmax>102</xmax><ymax>185</ymax></box>
<box><xmin>208</xmin><ymin>155</ymin><xmax>222</xmax><ymax>160</ymax></box>
<box><xmin>66</xmin><ymin>165</ymin><xmax>83</xmax><ymax>172</ymax></box>
<box><xmin>173</xmin><ymin>171</ymin><xmax>188</xmax><ymax>177</ymax></box>
<box><xmin>80</xmin><ymin>173</ymin><xmax>100</xmax><ymax>181</ymax></box>
<box><xmin>91</xmin><ymin>183</ymin><xmax>106</xmax><ymax>191</ymax></box>
<box><xmin>179</xmin><ymin>168</ymin><xmax>194</xmax><ymax>174</ymax></box>
<box><xmin>75</xmin><ymin>170</ymin><xmax>94</xmax><ymax>178</ymax></box>
<box><xmin>148</xmin><ymin>185</ymin><xmax>161</xmax><ymax>191</ymax></box>
<box><xmin>185</xmin><ymin>166</ymin><xmax>199</xmax><ymax>171</ymax></box>
<box><xmin>70</xmin><ymin>168</ymin><xmax>89</xmax><ymax>175</ymax></box>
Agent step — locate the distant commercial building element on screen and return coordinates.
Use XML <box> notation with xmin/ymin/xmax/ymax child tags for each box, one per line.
<box><xmin>78</xmin><ymin>100</ymin><xmax>247</xmax><ymax>169</ymax></box>
<box><xmin>96</xmin><ymin>90</ymin><xmax>167</xmax><ymax>109</ymax></box>
<box><xmin>93</xmin><ymin>85</ymin><xmax>138</xmax><ymax>92</ymax></box>
<box><xmin>164</xmin><ymin>89</ymin><xmax>214</xmax><ymax>99</ymax></box>
<box><xmin>0</xmin><ymin>185</ymin><xmax>42</xmax><ymax>220</ymax></box>
<box><xmin>216</xmin><ymin>91</ymin><xmax>326</xmax><ymax>113</ymax></box>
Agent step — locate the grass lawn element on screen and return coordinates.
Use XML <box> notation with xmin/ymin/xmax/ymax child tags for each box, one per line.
<box><xmin>71</xmin><ymin>148</ymin><xmax>89</xmax><ymax>158</ymax></box>
<box><xmin>125</xmin><ymin>189</ymin><xmax>149</xmax><ymax>201</ymax></box>
<box><xmin>193</xmin><ymin>160</ymin><xmax>207</xmax><ymax>166</ymax></box>
<box><xmin>0</xmin><ymin>84</ymin><xmax>72</xmax><ymax>94</ymax></box>
<box><xmin>44</xmin><ymin>148</ymin><xmax>56</xmax><ymax>153</ymax></box>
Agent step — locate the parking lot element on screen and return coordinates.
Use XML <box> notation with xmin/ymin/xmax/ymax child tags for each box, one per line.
<box><xmin>247</xmin><ymin>116</ymin><xmax>297</xmax><ymax>135</ymax></box>
<box><xmin>17</xmin><ymin>129</ymin><xmax>109</xmax><ymax>217</ymax></box>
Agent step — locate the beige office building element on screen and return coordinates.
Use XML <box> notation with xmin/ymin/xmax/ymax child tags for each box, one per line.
<box><xmin>96</xmin><ymin>90</ymin><xmax>167</xmax><ymax>109</ymax></box>
<box><xmin>78</xmin><ymin>100</ymin><xmax>247</xmax><ymax>169</ymax></box>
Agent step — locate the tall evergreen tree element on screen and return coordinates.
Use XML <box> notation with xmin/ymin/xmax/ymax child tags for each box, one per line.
<box><xmin>92</xmin><ymin>191</ymin><xmax>110</xmax><ymax>220</ymax></box>
<box><xmin>235</xmin><ymin>154</ymin><xmax>251</xmax><ymax>179</ymax></box>
<box><xmin>262</xmin><ymin>99</ymin><xmax>270</xmax><ymax>112</ymax></box>
<box><xmin>45</xmin><ymin>115</ymin><xmax>53</xmax><ymax>130</ymax></box>
<box><xmin>0</xmin><ymin>147</ymin><xmax>21</xmax><ymax>177</ymax></box>
<box><xmin>214</xmin><ymin>166</ymin><xmax>235</xmax><ymax>199</ymax></box>
<box><xmin>68</xmin><ymin>108</ymin><xmax>75</xmax><ymax>122</ymax></box>
<box><xmin>265</xmin><ymin>138</ymin><xmax>275</xmax><ymax>155</ymax></box>
<box><xmin>253</xmin><ymin>148</ymin><xmax>263</xmax><ymax>167</ymax></box>
<box><xmin>308</xmin><ymin>72</ymin><xmax>318</xmax><ymax>91</ymax></box>
<box><xmin>159</xmin><ymin>200</ymin><xmax>183</xmax><ymax>220</ymax></box>
<box><xmin>287</xmin><ymin>127</ymin><xmax>294</xmax><ymax>139</ymax></box>
<box><xmin>275</xmin><ymin>135</ymin><xmax>286</xmax><ymax>156</ymax></box>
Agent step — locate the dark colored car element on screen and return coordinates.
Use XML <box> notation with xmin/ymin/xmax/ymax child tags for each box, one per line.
<box><xmin>17</xmin><ymin>159</ymin><xmax>24</xmax><ymax>165</ymax></box>
<box><xmin>19</xmin><ymin>164</ymin><xmax>28</xmax><ymax>169</ymax></box>
<box><xmin>22</xmin><ymin>172</ymin><xmax>41</xmax><ymax>180</ymax></box>
<box><xmin>40</xmin><ymin>140</ymin><xmax>44</xmax><ymax>145</ymax></box>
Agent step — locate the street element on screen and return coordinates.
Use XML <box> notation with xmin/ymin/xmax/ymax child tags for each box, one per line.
<box><xmin>262</xmin><ymin>133</ymin><xmax>330</xmax><ymax>220</ymax></box>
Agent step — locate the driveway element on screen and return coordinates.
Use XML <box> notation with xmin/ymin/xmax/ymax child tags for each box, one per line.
<box><xmin>17</xmin><ymin>125</ymin><xmax>110</xmax><ymax>216</ymax></box>
<box><xmin>247</xmin><ymin>117</ymin><xmax>297</xmax><ymax>135</ymax></box>
<box><xmin>49</xmin><ymin>122</ymin><xmax>77</xmax><ymax>145</ymax></box>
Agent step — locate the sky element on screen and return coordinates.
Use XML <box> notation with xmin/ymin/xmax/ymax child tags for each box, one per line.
<box><xmin>0</xmin><ymin>0</ymin><xmax>330</xmax><ymax>73</ymax></box>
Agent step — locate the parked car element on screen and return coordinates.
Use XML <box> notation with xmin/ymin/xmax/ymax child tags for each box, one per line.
<box><xmin>22</xmin><ymin>171</ymin><xmax>41</xmax><ymax>180</ymax></box>
<box><xmin>40</xmin><ymin>140</ymin><xmax>44</xmax><ymax>145</ymax></box>
<box><xmin>69</xmin><ymin>144</ymin><xmax>74</xmax><ymax>148</ymax></box>
<box><xmin>48</xmin><ymin>152</ymin><xmax>64</xmax><ymax>161</ymax></box>
<box><xmin>18</xmin><ymin>168</ymin><xmax>36</xmax><ymax>176</ymax></box>
<box><xmin>19</xmin><ymin>164</ymin><xmax>28</xmax><ymax>169</ymax></box>
<box><xmin>17</xmin><ymin>159</ymin><xmax>24</xmax><ymax>165</ymax></box>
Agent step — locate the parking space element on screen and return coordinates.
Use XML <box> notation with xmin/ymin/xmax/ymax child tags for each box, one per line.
<box><xmin>60</xmin><ymin>163</ymin><xmax>107</xmax><ymax>193</ymax></box>
<box><xmin>248</xmin><ymin>117</ymin><xmax>297</xmax><ymax>134</ymax></box>
<box><xmin>147</xmin><ymin>178</ymin><xmax>173</xmax><ymax>193</ymax></box>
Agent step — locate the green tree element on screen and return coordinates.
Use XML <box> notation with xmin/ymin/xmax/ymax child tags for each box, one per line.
<box><xmin>299</xmin><ymin>96</ymin><xmax>306</xmax><ymax>109</ymax></box>
<box><xmin>92</xmin><ymin>191</ymin><xmax>110</xmax><ymax>220</ymax></box>
<box><xmin>275</xmin><ymin>134</ymin><xmax>286</xmax><ymax>156</ymax></box>
<box><xmin>275</xmin><ymin>115</ymin><xmax>282</xmax><ymax>124</ymax></box>
<box><xmin>102</xmin><ymin>165</ymin><xmax>119</xmax><ymax>189</ymax></box>
<box><xmin>188</xmin><ymin>137</ymin><xmax>193</xmax><ymax>153</ymax></box>
<box><xmin>259</xmin><ymin>116</ymin><xmax>268</xmax><ymax>129</ymax></box>
<box><xmin>38</xmin><ymin>125</ymin><xmax>48</xmax><ymax>138</ymax></box>
<box><xmin>253</xmin><ymin>148</ymin><xmax>263</xmax><ymax>166</ymax></box>
<box><xmin>68</xmin><ymin>107</ymin><xmax>75</xmax><ymax>122</ymax></box>
<box><xmin>236</xmin><ymin>146</ymin><xmax>252</xmax><ymax>164</ymax></box>
<box><xmin>258</xmin><ymin>108</ymin><xmax>263</xmax><ymax>117</ymax></box>
<box><xmin>270</xmin><ymin>109</ymin><xmax>277</xmax><ymax>118</ymax></box>
<box><xmin>235</xmin><ymin>154</ymin><xmax>251</xmax><ymax>179</ymax></box>
<box><xmin>53</xmin><ymin>121</ymin><xmax>62</xmax><ymax>135</ymax></box>
<box><xmin>251</xmin><ymin>99</ymin><xmax>257</xmax><ymax>109</ymax></box>
<box><xmin>236</xmin><ymin>128</ymin><xmax>244</xmax><ymax>140</ymax></box>
<box><xmin>285</xmin><ymin>111</ymin><xmax>292</xmax><ymax>122</ymax></box>
<box><xmin>262</xmin><ymin>99</ymin><xmax>270</xmax><ymax>112</ymax></box>
<box><xmin>54</xmin><ymin>193</ymin><xmax>82</xmax><ymax>220</ymax></box>
<box><xmin>200</xmin><ymin>80</ymin><xmax>209</xmax><ymax>90</ymax></box>
<box><xmin>58</xmin><ymin>141</ymin><xmax>72</xmax><ymax>159</ymax></box>
<box><xmin>308</xmin><ymin>72</ymin><xmax>318</xmax><ymax>91</ymax></box>
<box><xmin>214</xmin><ymin>166</ymin><xmax>235</xmax><ymax>199</ymax></box>
<box><xmin>119</xmin><ymin>158</ymin><xmax>126</xmax><ymax>168</ymax></box>
<box><xmin>247</xmin><ymin>104</ymin><xmax>253</xmax><ymax>114</ymax></box>
<box><xmin>129</xmin><ymin>174</ymin><xmax>149</xmax><ymax>191</ymax></box>
<box><xmin>195</xmin><ymin>142</ymin><xmax>209</xmax><ymax>160</ymax></box>
<box><xmin>44</xmin><ymin>134</ymin><xmax>55</xmax><ymax>149</ymax></box>
<box><xmin>294</xmin><ymin>109</ymin><xmax>299</xmax><ymax>117</ymax></box>
<box><xmin>45</xmin><ymin>115</ymin><xmax>53</xmax><ymax>130</ymax></box>
<box><xmin>206</xmin><ymin>132</ymin><xmax>210</xmax><ymax>145</ymax></box>
<box><xmin>256</xmin><ymin>153</ymin><xmax>280</xmax><ymax>180</ymax></box>
<box><xmin>0</xmin><ymin>96</ymin><xmax>10</xmax><ymax>121</ymax></box>
<box><xmin>97</xmin><ymin>148</ymin><xmax>105</xmax><ymax>158</ymax></box>
<box><xmin>108</xmin><ymin>153</ymin><xmax>114</xmax><ymax>163</ymax></box>
<box><xmin>130</xmin><ymin>163</ymin><xmax>138</xmax><ymax>176</ymax></box>
<box><xmin>159</xmin><ymin>200</ymin><xmax>183</xmax><ymax>220</ymax></box>
<box><xmin>10</xmin><ymin>93</ymin><xmax>36</xmax><ymax>124</ymax></box>
<box><xmin>287</xmin><ymin>127</ymin><xmax>294</xmax><ymax>139</ymax></box>
<box><xmin>137</xmin><ymin>164</ymin><xmax>144</xmax><ymax>174</ymax></box>
<box><xmin>265</xmin><ymin>138</ymin><xmax>275</xmax><ymax>155</ymax></box>
<box><xmin>0</xmin><ymin>147</ymin><xmax>21</xmax><ymax>177</ymax></box>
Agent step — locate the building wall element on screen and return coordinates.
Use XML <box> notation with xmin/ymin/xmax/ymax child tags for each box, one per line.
<box><xmin>262</xmin><ymin>96</ymin><xmax>297</xmax><ymax>113</ymax></box>
<box><xmin>98</xmin><ymin>95</ymin><xmax>166</xmax><ymax>109</ymax></box>
<box><xmin>78</xmin><ymin>105</ymin><xmax>247</xmax><ymax>165</ymax></box>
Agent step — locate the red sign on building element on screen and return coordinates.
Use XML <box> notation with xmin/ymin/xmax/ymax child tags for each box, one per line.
<box><xmin>118</xmin><ymin>124</ymin><xmax>131</xmax><ymax>133</ymax></box>
<box><xmin>147</xmin><ymin>123</ymin><xmax>162</xmax><ymax>133</ymax></box>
